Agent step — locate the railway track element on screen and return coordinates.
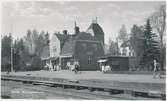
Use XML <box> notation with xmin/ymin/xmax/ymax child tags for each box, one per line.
<box><xmin>1</xmin><ymin>75</ymin><xmax>165</xmax><ymax>100</ymax></box>
<box><xmin>1</xmin><ymin>80</ymin><xmax>134</xmax><ymax>100</ymax></box>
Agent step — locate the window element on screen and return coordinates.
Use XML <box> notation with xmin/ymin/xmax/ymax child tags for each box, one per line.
<box><xmin>88</xmin><ymin>56</ymin><xmax>92</xmax><ymax>64</ymax></box>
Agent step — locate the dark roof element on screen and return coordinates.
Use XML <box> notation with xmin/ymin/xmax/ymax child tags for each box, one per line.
<box><xmin>55</xmin><ymin>33</ymin><xmax>69</xmax><ymax>49</ymax></box>
<box><xmin>60</xmin><ymin>39</ymin><xmax>75</xmax><ymax>56</ymax></box>
<box><xmin>87</xmin><ymin>23</ymin><xmax>104</xmax><ymax>35</ymax></box>
<box><xmin>74</xmin><ymin>32</ymin><xmax>97</xmax><ymax>40</ymax></box>
<box><xmin>60</xmin><ymin>32</ymin><xmax>97</xmax><ymax>56</ymax></box>
<box><xmin>55</xmin><ymin>33</ymin><xmax>67</xmax><ymax>42</ymax></box>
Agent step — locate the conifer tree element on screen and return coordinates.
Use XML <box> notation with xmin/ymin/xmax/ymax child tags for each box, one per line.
<box><xmin>141</xmin><ymin>19</ymin><xmax>160</xmax><ymax>68</ymax></box>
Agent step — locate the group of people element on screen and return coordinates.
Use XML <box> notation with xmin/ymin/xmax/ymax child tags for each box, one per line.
<box><xmin>66</xmin><ymin>61</ymin><xmax>80</xmax><ymax>74</ymax></box>
<box><xmin>43</xmin><ymin>59</ymin><xmax>162</xmax><ymax>77</ymax></box>
<box><xmin>99</xmin><ymin>63</ymin><xmax>112</xmax><ymax>73</ymax></box>
<box><xmin>44</xmin><ymin>63</ymin><xmax>61</xmax><ymax>71</ymax></box>
<box><xmin>43</xmin><ymin>60</ymin><xmax>80</xmax><ymax>74</ymax></box>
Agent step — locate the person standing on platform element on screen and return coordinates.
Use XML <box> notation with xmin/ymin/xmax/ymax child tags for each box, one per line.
<box><xmin>153</xmin><ymin>59</ymin><xmax>160</xmax><ymax>78</ymax></box>
<box><xmin>74</xmin><ymin>60</ymin><xmax>80</xmax><ymax>74</ymax></box>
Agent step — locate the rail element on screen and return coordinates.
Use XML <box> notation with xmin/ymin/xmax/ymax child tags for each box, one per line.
<box><xmin>1</xmin><ymin>75</ymin><xmax>165</xmax><ymax>100</ymax></box>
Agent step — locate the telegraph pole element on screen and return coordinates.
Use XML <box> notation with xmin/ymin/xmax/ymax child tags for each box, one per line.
<box><xmin>10</xmin><ymin>23</ymin><xmax>14</xmax><ymax>72</ymax></box>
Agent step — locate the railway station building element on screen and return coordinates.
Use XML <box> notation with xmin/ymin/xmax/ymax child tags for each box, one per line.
<box><xmin>42</xmin><ymin>20</ymin><xmax>105</xmax><ymax>70</ymax></box>
<box><xmin>41</xmin><ymin>20</ymin><xmax>137</xmax><ymax>71</ymax></box>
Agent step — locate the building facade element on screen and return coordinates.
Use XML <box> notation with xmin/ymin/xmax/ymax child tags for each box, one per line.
<box><xmin>42</xmin><ymin>21</ymin><xmax>105</xmax><ymax>71</ymax></box>
<box><xmin>60</xmin><ymin>31</ymin><xmax>104</xmax><ymax>70</ymax></box>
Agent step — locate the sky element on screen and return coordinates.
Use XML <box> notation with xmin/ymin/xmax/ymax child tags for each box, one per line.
<box><xmin>1</xmin><ymin>1</ymin><xmax>165</xmax><ymax>44</ymax></box>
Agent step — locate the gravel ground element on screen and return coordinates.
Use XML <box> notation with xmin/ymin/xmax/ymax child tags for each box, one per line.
<box><xmin>2</xmin><ymin>70</ymin><xmax>165</xmax><ymax>83</ymax></box>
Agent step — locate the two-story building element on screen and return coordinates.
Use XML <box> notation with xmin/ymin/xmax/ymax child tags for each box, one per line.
<box><xmin>47</xmin><ymin>21</ymin><xmax>105</xmax><ymax>70</ymax></box>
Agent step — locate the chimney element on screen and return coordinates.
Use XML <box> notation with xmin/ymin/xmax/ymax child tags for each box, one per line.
<box><xmin>63</xmin><ymin>30</ymin><xmax>68</xmax><ymax>35</ymax></box>
<box><xmin>74</xmin><ymin>26</ymin><xmax>80</xmax><ymax>34</ymax></box>
<box><xmin>74</xmin><ymin>21</ymin><xmax>80</xmax><ymax>34</ymax></box>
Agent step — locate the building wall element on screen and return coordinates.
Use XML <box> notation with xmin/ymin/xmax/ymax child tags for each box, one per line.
<box><xmin>95</xmin><ymin>34</ymin><xmax>104</xmax><ymax>45</ymax></box>
<box><xmin>108</xmin><ymin>57</ymin><xmax>129</xmax><ymax>71</ymax></box>
<box><xmin>50</xmin><ymin>34</ymin><xmax>61</xmax><ymax>58</ymax></box>
<box><xmin>100</xmin><ymin>56</ymin><xmax>138</xmax><ymax>71</ymax></box>
<box><xmin>99</xmin><ymin>56</ymin><xmax>129</xmax><ymax>71</ymax></box>
<box><xmin>75</xmin><ymin>40</ymin><xmax>104</xmax><ymax>70</ymax></box>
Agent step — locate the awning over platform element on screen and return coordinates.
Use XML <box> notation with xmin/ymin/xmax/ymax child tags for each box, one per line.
<box><xmin>60</xmin><ymin>55</ymin><xmax>73</xmax><ymax>58</ymax></box>
<box><xmin>49</xmin><ymin>57</ymin><xmax>59</xmax><ymax>60</ymax></box>
<box><xmin>97</xmin><ymin>59</ymin><xmax>108</xmax><ymax>63</ymax></box>
<box><xmin>41</xmin><ymin>57</ymin><xmax>50</xmax><ymax>60</ymax></box>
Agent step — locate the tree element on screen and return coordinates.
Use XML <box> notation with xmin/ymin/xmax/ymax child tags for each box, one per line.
<box><xmin>118</xmin><ymin>24</ymin><xmax>128</xmax><ymax>55</ymax></box>
<box><xmin>13</xmin><ymin>38</ymin><xmax>27</xmax><ymax>71</ymax></box>
<box><xmin>32</xmin><ymin>29</ymin><xmax>39</xmax><ymax>55</ymax></box>
<box><xmin>13</xmin><ymin>39</ymin><xmax>20</xmax><ymax>71</ymax></box>
<box><xmin>108</xmin><ymin>38</ymin><xmax>119</xmax><ymax>55</ymax></box>
<box><xmin>149</xmin><ymin>5</ymin><xmax>166</xmax><ymax>69</ymax></box>
<box><xmin>150</xmin><ymin>5</ymin><xmax>166</xmax><ymax>47</ymax></box>
<box><xmin>23</xmin><ymin>29</ymin><xmax>49</xmax><ymax>71</ymax></box>
<box><xmin>24</xmin><ymin>29</ymin><xmax>35</xmax><ymax>55</ymax></box>
<box><xmin>118</xmin><ymin>24</ymin><xmax>128</xmax><ymax>41</ymax></box>
<box><xmin>130</xmin><ymin>25</ymin><xmax>145</xmax><ymax>60</ymax></box>
<box><xmin>36</xmin><ymin>31</ymin><xmax>46</xmax><ymax>56</ymax></box>
<box><xmin>141</xmin><ymin>19</ymin><xmax>160</xmax><ymax>69</ymax></box>
<box><xmin>1</xmin><ymin>35</ymin><xmax>12</xmax><ymax>71</ymax></box>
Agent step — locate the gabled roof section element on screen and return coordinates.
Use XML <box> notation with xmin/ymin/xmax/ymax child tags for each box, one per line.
<box><xmin>86</xmin><ymin>23</ymin><xmax>104</xmax><ymax>36</ymax></box>
<box><xmin>60</xmin><ymin>32</ymin><xmax>101</xmax><ymax>57</ymax></box>
<box><xmin>54</xmin><ymin>33</ymin><xmax>69</xmax><ymax>49</ymax></box>
<box><xmin>60</xmin><ymin>39</ymin><xmax>76</xmax><ymax>57</ymax></box>
<box><xmin>55</xmin><ymin>34</ymin><xmax>67</xmax><ymax>42</ymax></box>
<box><xmin>74</xmin><ymin>32</ymin><xmax>97</xmax><ymax>40</ymax></box>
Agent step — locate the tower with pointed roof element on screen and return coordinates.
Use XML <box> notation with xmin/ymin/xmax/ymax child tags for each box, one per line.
<box><xmin>86</xmin><ymin>18</ymin><xmax>104</xmax><ymax>45</ymax></box>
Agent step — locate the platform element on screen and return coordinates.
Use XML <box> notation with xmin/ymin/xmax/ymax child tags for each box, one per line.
<box><xmin>1</xmin><ymin>70</ymin><xmax>165</xmax><ymax>84</ymax></box>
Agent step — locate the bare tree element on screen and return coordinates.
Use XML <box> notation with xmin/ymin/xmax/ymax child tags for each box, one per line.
<box><xmin>108</xmin><ymin>38</ymin><xmax>119</xmax><ymax>55</ymax></box>
<box><xmin>149</xmin><ymin>5</ymin><xmax>166</xmax><ymax>69</ymax></box>
<box><xmin>149</xmin><ymin>5</ymin><xmax>166</xmax><ymax>47</ymax></box>
<box><xmin>118</xmin><ymin>24</ymin><xmax>128</xmax><ymax>56</ymax></box>
<box><xmin>118</xmin><ymin>24</ymin><xmax>128</xmax><ymax>42</ymax></box>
